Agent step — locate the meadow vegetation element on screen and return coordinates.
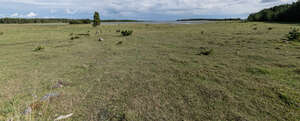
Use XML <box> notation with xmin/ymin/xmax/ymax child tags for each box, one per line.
<box><xmin>0</xmin><ymin>22</ymin><xmax>299</xmax><ymax>121</ymax></box>
<box><xmin>120</xmin><ymin>30</ymin><xmax>133</xmax><ymax>36</ymax></box>
<box><xmin>286</xmin><ymin>28</ymin><xmax>300</xmax><ymax>42</ymax></box>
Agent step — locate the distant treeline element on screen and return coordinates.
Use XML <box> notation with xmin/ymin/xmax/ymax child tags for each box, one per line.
<box><xmin>177</xmin><ymin>18</ymin><xmax>241</xmax><ymax>21</ymax></box>
<box><xmin>0</xmin><ymin>18</ymin><xmax>143</xmax><ymax>24</ymax></box>
<box><xmin>0</xmin><ymin>18</ymin><xmax>90</xmax><ymax>24</ymax></box>
<box><xmin>248</xmin><ymin>1</ymin><xmax>300</xmax><ymax>22</ymax></box>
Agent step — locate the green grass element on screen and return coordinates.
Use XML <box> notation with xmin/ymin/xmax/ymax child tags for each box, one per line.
<box><xmin>0</xmin><ymin>22</ymin><xmax>299</xmax><ymax>121</ymax></box>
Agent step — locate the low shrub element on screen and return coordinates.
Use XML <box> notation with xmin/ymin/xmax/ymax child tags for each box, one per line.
<box><xmin>70</xmin><ymin>36</ymin><xmax>80</xmax><ymax>40</ymax></box>
<box><xmin>77</xmin><ymin>33</ymin><xmax>90</xmax><ymax>36</ymax></box>
<box><xmin>116</xmin><ymin>30</ymin><xmax>121</xmax><ymax>32</ymax></box>
<box><xmin>116</xmin><ymin>41</ymin><xmax>123</xmax><ymax>45</ymax></box>
<box><xmin>33</xmin><ymin>46</ymin><xmax>45</xmax><ymax>51</ymax></box>
<box><xmin>268</xmin><ymin>27</ymin><xmax>273</xmax><ymax>30</ymax></box>
<box><xmin>197</xmin><ymin>47</ymin><xmax>213</xmax><ymax>56</ymax></box>
<box><xmin>121</xmin><ymin>30</ymin><xmax>133</xmax><ymax>36</ymax></box>
<box><xmin>0</xmin><ymin>32</ymin><xmax>3</xmax><ymax>35</ymax></box>
<box><xmin>286</xmin><ymin>28</ymin><xmax>300</xmax><ymax>42</ymax></box>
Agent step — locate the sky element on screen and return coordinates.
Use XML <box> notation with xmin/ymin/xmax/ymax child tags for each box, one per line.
<box><xmin>0</xmin><ymin>0</ymin><xmax>296</xmax><ymax>20</ymax></box>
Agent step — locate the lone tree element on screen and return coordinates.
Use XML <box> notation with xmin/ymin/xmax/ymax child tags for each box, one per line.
<box><xmin>93</xmin><ymin>11</ymin><xmax>101</xmax><ymax>27</ymax></box>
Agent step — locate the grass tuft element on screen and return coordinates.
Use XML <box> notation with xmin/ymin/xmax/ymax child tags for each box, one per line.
<box><xmin>33</xmin><ymin>46</ymin><xmax>45</xmax><ymax>52</ymax></box>
<box><xmin>286</xmin><ymin>27</ymin><xmax>300</xmax><ymax>42</ymax></box>
<box><xmin>70</xmin><ymin>36</ymin><xmax>80</xmax><ymax>40</ymax></box>
<box><xmin>246</xmin><ymin>67</ymin><xmax>269</xmax><ymax>75</ymax></box>
<box><xmin>121</xmin><ymin>30</ymin><xmax>133</xmax><ymax>36</ymax></box>
<box><xmin>197</xmin><ymin>47</ymin><xmax>213</xmax><ymax>56</ymax></box>
<box><xmin>278</xmin><ymin>92</ymin><xmax>297</xmax><ymax>106</ymax></box>
<box><xmin>268</xmin><ymin>27</ymin><xmax>273</xmax><ymax>30</ymax></box>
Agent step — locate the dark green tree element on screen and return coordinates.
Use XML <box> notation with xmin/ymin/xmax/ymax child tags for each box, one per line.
<box><xmin>248</xmin><ymin>0</ymin><xmax>300</xmax><ymax>22</ymax></box>
<box><xmin>93</xmin><ymin>11</ymin><xmax>101</xmax><ymax>27</ymax></box>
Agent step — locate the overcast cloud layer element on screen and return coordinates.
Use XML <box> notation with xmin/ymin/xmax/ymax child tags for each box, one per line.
<box><xmin>0</xmin><ymin>0</ymin><xmax>296</xmax><ymax>20</ymax></box>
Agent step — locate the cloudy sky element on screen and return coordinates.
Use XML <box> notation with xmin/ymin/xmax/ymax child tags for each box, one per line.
<box><xmin>0</xmin><ymin>0</ymin><xmax>296</xmax><ymax>20</ymax></box>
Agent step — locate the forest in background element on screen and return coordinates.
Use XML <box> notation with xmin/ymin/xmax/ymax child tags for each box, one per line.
<box><xmin>248</xmin><ymin>1</ymin><xmax>300</xmax><ymax>22</ymax></box>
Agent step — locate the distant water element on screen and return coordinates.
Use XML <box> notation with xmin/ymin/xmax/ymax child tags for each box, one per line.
<box><xmin>101</xmin><ymin>21</ymin><xmax>212</xmax><ymax>25</ymax></box>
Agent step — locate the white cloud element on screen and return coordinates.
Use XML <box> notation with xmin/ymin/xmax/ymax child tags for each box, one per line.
<box><xmin>7</xmin><ymin>12</ymin><xmax>37</xmax><ymax>18</ymax></box>
<box><xmin>10</xmin><ymin>13</ymin><xmax>19</xmax><ymax>17</ymax></box>
<box><xmin>26</xmin><ymin>12</ymin><xmax>37</xmax><ymax>17</ymax></box>
<box><xmin>65</xmin><ymin>8</ymin><xmax>77</xmax><ymax>14</ymax></box>
<box><xmin>0</xmin><ymin>0</ymin><xmax>297</xmax><ymax>19</ymax></box>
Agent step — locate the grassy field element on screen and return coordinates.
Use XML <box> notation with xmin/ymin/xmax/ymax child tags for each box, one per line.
<box><xmin>0</xmin><ymin>22</ymin><xmax>299</xmax><ymax>121</ymax></box>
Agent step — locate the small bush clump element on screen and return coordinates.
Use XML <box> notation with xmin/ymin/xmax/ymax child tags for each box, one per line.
<box><xmin>70</xmin><ymin>36</ymin><xmax>80</xmax><ymax>40</ymax></box>
<box><xmin>69</xmin><ymin>32</ymin><xmax>89</xmax><ymax>40</ymax></box>
<box><xmin>0</xmin><ymin>32</ymin><xmax>3</xmax><ymax>35</ymax></box>
<box><xmin>286</xmin><ymin>28</ymin><xmax>300</xmax><ymax>42</ymax></box>
<box><xmin>197</xmin><ymin>47</ymin><xmax>213</xmax><ymax>56</ymax></box>
<box><xmin>116</xmin><ymin>30</ymin><xmax>121</xmax><ymax>32</ymax></box>
<box><xmin>33</xmin><ymin>46</ymin><xmax>45</xmax><ymax>51</ymax></box>
<box><xmin>116</xmin><ymin>41</ymin><xmax>123</xmax><ymax>45</ymax></box>
<box><xmin>121</xmin><ymin>30</ymin><xmax>133</xmax><ymax>36</ymax></box>
<box><xmin>77</xmin><ymin>33</ymin><xmax>90</xmax><ymax>36</ymax></box>
<box><xmin>268</xmin><ymin>27</ymin><xmax>273</xmax><ymax>30</ymax></box>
